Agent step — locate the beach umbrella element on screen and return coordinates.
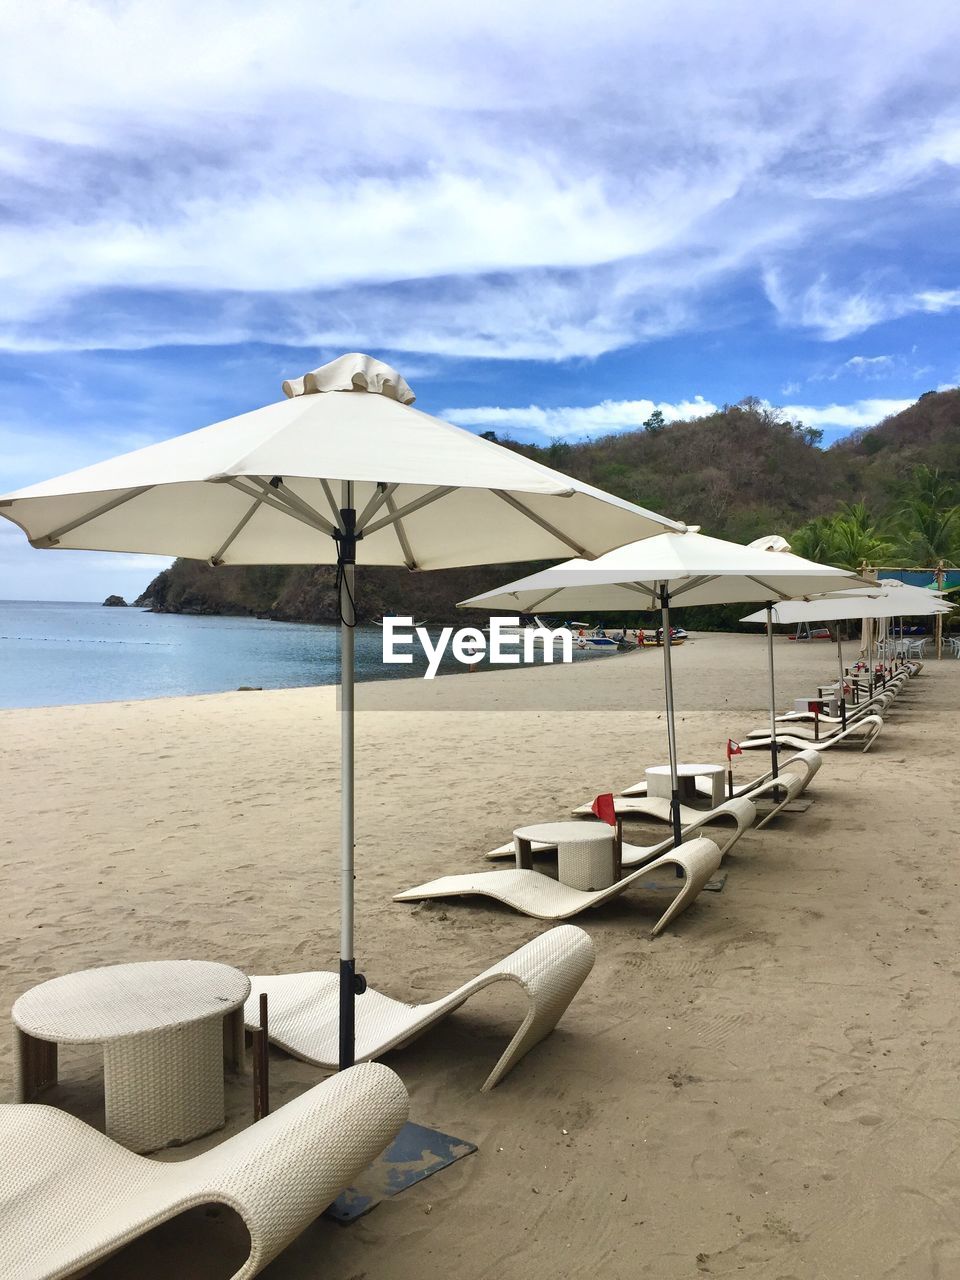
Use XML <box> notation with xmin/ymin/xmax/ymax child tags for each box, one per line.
<box><xmin>741</xmin><ymin>583</ymin><xmax>953</xmax><ymax>703</ymax></box>
<box><xmin>0</xmin><ymin>352</ymin><xmax>684</xmax><ymax>1069</ymax></box>
<box><xmin>460</xmin><ymin>528</ymin><xmax>864</xmax><ymax>845</ymax></box>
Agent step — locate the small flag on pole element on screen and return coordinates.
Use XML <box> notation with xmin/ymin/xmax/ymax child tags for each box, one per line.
<box><xmin>590</xmin><ymin>793</ymin><xmax>618</xmax><ymax>826</ymax></box>
<box><xmin>725</xmin><ymin>739</ymin><xmax>741</xmax><ymax>798</ymax></box>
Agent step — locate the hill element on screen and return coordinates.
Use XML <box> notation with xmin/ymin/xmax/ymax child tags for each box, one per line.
<box><xmin>135</xmin><ymin>389</ymin><xmax>960</xmax><ymax>624</ymax></box>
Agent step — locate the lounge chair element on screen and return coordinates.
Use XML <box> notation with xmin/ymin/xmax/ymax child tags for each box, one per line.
<box><xmin>395</xmin><ymin>837</ymin><xmax>723</xmax><ymax>937</ymax></box>
<box><xmin>772</xmin><ymin>688</ymin><xmax>896</xmax><ymax>725</ymax></box>
<box><xmin>0</xmin><ymin>1062</ymin><xmax>408</xmax><ymax>1280</ymax></box>
<box><xmin>569</xmin><ymin>794</ymin><xmax>756</xmax><ymax>852</ymax></box>
<box><xmin>618</xmin><ymin>748</ymin><xmax>822</xmax><ymax>802</ymax></box>
<box><xmin>487</xmin><ymin>797</ymin><xmax>755</xmax><ymax>864</ymax></box>
<box><xmin>741</xmin><ymin>714</ymin><xmax>883</xmax><ymax>753</ymax></box>
<box><xmin>245</xmin><ymin>925</ymin><xmax>595</xmax><ymax>1093</ymax></box>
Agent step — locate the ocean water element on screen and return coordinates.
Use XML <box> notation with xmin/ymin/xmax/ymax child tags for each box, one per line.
<box><xmin>0</xmin><ymin>601</ymin><xmax>605</xmax><ymax>709</ymax></box>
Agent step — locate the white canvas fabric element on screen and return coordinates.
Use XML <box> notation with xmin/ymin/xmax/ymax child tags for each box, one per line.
<box><xmin>281</xmin><ymin>353</ymin><xmax>415</xmax><ymax>404</ymax></box>
<box><xmin>740</xmin><ymin>585</ymin><xmax>954</xmax><ymax>624</ymax></box>
<box><xmin>0</xmin><ymin>355</ymin><xmax>683</xmax><ymax>568</ymax></box>
<box><xmin>460</xmin><ymin>528</ymin><xmax>864</xmax><ymax>612</ymax></box>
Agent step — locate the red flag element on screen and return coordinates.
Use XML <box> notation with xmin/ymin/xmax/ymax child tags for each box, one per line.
<box><xmin>591</xmin><ymin>793</ymin><xmax>617</xmax><ymax>826</ymax></box>
<box><xmin>726</xmin><ymin>738</ymin><xmax>742</xmax><ymax>759</ymax></box>
<box><xmin>807</xmin><ymin>700</ymin><xmax>820</xmax><ymax>714</ymax></box>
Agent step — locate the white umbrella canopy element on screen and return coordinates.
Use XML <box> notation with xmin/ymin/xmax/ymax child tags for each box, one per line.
<box><xmin>461</xmin><ymin>529</ymin><xmax>866</xmax><ymax>841</ymax></box>
<box><xmin>461</xmin><ymin>529</ymin><xmax>861</xmax><ymax>612</ymax></box>
<box><xmin>0</xmin><ymin>354</ymin><xmax>681</xmax><ymax>567</ymax></box>
<box><xmin>0</xmin><ymin>353</ymin><xmax>684</xmax><ymax>1071</ymax></box>
<box><xmin>740</xmin><ymin>589</ymin><xmax>953</xmax><ymax>625</ymax></box>
<box><xmin>742</xmin><ymin>582</ymin><xmax>954</xmax><ymax>697</ymax></box>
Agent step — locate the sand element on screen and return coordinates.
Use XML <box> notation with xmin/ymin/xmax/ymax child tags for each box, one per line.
<box><xmin>2</xmin><ymin>631</ymin><xmax>958</xmax><ymax>1279</ymax></box>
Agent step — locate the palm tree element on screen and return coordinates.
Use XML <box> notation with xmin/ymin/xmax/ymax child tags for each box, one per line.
<box><xmin>896</xmin><ymin>467</ymin><xmax>960</xmax><ymax>566</ymax></box>
<box><xmin>791</xmin><ymin>503</ymin><xmax>896</xmax><ymax>570</ymax></box>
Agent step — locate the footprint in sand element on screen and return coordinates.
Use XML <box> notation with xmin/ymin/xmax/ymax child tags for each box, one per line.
<box><xmin>817</xmin><ymin>1079</ymin><xmax>884</xmax><ymax>1125</ymax></box>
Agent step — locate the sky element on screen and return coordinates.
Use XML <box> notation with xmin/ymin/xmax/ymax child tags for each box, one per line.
<box><xmin>1</xmin><ymin>0</ymin><xmax>959</xmax><ymax>600</ymax></box>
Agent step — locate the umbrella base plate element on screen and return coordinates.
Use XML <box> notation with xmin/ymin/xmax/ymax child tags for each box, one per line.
<box><xmin>640</xmin><ymin>872</ymin><xmax>727</xmax><ymax>894</ymax></box>
<box><xmin>753</xmin><ymin>797</ymin><xmax>813</xmax><ymax>815</ymax></box>
<box><xmin>325</xmin><ymin>1121</ymin><xmax>477</xmax><ymax>1223</ymax></box>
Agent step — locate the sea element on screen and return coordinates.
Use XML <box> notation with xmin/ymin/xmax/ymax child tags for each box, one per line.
<box><xmin>0</xmin><ymin>600</ymin><xmax>605</xmax><ymax>710</ymax></box>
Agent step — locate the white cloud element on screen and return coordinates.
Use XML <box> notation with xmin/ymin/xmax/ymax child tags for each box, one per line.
<box><xmin>780</xmin><ymin>398</ymin><xmax>915</xmax><ymax>429</ymax></box>
<box><xmin>764</xmin><ymin>272</ymin><xmax>960</xmax><ymax>341</ymax></box>
<box><xmin>443</xmin><ymin>393</ymin><xmax>921</xmax><ymax>440</ymax></box>
<box><xmin>442</xmin><ymin>396</ymin><xmax>718</xmax><ymax>439</ymax></box>
<box><xmin>842</xmin><ymin>355</ymin><xmax>893</xmax><ymax>375</ymax></box>
<box><xmin>1</xmin><ymin>1</ymin><xmax>960</xmax><ymax>355</ymax></box>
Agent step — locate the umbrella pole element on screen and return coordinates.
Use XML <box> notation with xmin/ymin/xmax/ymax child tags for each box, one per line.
<box><xmin>338</xmin><ymin>486</ymin><xmax>361</xmax><ymax>1071</ymax></box>
<box><xmin>765</xmin><ymin>604</ymin><xmax>778</xmax><ymax>779</ymax></box>
<box><xmin>837</xmin><ymin>630</ymin><xmax>846</xmax><ymax>729</ymax></box>
<box><xmin>659</xmin><ymin>587</ymin><xmax>682</xmax><ymax>849</ymax></box>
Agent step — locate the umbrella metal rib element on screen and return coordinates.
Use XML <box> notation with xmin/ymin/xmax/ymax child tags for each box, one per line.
<box><xmin>383</xmin><ymin>493</ymin><xmax>418</xmax><ymax>570</ymax></box>
<box><xmin>492</xmin><ymin>491</ymin><xmax>589</xmax><ymax>558</ymax></box>
<box><xmin>361</xmin><ymin>487</ymin><xmax>457</xmax><ymax>538</ymax></box>
<box><xmin>210</xmin><ymin>496</ymin><xmax>264</xmax><ymax>566</ymax></box>
<box><xmin>32</xmin><ymin>486</ymin><xmax>155</xmax><ymax>548</ymax></box>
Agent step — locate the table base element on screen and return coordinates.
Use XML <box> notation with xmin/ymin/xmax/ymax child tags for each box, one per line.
<box><xmin>15</xmin><ymin>1007</ymin><xmax>245</xmax><ymax>1154</ymax></box>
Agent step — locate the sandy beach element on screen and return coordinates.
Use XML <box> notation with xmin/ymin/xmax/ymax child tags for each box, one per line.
<box><xmin>2</xmin><ymin>631</ymin><xmax>958</xmax><ymax>1279</ymax></box>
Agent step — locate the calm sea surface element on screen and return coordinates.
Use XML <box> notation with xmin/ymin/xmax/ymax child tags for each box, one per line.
<box><xmin>0</xmin><ymin>601</ymin><xmax>604</xmax><ymax>709</ymax></box>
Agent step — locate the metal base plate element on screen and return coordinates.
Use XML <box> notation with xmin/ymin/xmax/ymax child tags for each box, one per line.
<box><xmin>325</xmin><ymin>1121</ymin><xmax>478</xmax><ymax>1224</ymax></box>
<box><xmin>640</xmin><ymin>872</ymin><xmax>727</xmax><ymax>893</ymax></box>
<box><xmin>753</xmin><ymin>797</ymin><xmax>813</xmax><ymax>815</ymax></box>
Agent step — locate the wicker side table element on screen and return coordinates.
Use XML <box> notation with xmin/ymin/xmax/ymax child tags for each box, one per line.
<box><xmin>12</xmin><ymin>959</ymin><xmax>249</xmax><ymax>1153</ymax></box>
<box><xmin>514</xmin><ymin>821</ymin><xmax>617</xmax><ymax>892</ymax></box>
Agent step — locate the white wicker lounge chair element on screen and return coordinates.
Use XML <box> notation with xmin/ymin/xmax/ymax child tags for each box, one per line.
<box><xmin>619</xmin><ymin>747</ymin><xmax>822</xmax><ymax>803</ymax></box>
<box><xmin>0</xmin><ymin>1062</ymin><xmax>408</xmax><ymax>1280</ymax></box>
<box><xmin>245</xmin><ymin>925</ymin><xmax>595</xmax><ymax>1093</ymax></box>
<box><xmin>486</xmin><ymin>797</ymin><xmax>754</xmax><ymax>865</ymax></box>
<box><xmin>772</xmin><ymin>689</ymin><xmax>895</xmax><ymax>725</ymax></box>
<box><xmin>742</xmin><ymin>714</ymin><xmax>883</xmax><ymax>753</ymax></box>
<box><xmin>569</xmin><ymin>794</ymin><xmax>756</xmax><ymax>851</ymax></box>
<box><xmin>395</xmin><ymin>837</ymin><xmax>723</xmax><ymax>937</ymax></box>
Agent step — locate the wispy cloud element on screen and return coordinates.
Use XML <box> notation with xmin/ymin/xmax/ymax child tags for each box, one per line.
<box><xmin>1</xmin><ymin>1</ymin><xmax>960</xmax><ymax>356</ymax></box>
<box><xmin>841</xmin><ymin>355</ymin><xmax>894</xmax><ymax>376</ymax></box>
<box><xmin>441</xmin><ymin>393</ymin><xmax>917</xmax><ymax>440</ymax></box>
<box><xmin>764</xmin><ymin>272</ymin><xmax>960</xmax><ymax>341</ymax></box>
<box><xmin>442</xmin><ymin>396</ymin><xmax>718</xmax><ymax>439</ymax></box>
<box><xmin>780</xmin><ymin>398</ymin><xmax>915</xmax><ymax>430</ymax></box>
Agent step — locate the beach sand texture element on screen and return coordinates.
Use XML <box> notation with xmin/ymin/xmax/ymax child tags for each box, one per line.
<box><xmin>2</xmin><ymin>631</ymin><xmax>958</xmax><ymax>1279</ymax></box>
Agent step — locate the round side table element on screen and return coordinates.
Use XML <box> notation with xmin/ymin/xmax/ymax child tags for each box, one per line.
<box><xmin>13</xmin><ymin>959</ymin><xmax>250</xmax><ymax>1153</ymax></box>
<box><xmin>514</xmin><ymin>821</ymin><xmax>617</xmax><ymax>891</ymax></box>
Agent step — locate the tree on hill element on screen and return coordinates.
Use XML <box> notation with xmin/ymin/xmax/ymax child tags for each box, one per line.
<box><xmin>896</xmin><ymin>466</ymin><xmax>960</xmax><ymax>566</ymax></box>
<box><xmin>790</xmin><ymin>502</ymin><xmax>897</xmax><ymax>570</ymax></box>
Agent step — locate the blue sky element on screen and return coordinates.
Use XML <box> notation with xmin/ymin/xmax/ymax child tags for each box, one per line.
<box><xmin>1</xmin><ymin>0</ymin><xmax>959</xmax><ymax>600</ymax></box>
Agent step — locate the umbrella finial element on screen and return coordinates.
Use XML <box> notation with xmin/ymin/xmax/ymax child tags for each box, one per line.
<box><xmin>282</xmin><ymin>354</ymin><xmax>415</xmax><ymax>404</ymax></box>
